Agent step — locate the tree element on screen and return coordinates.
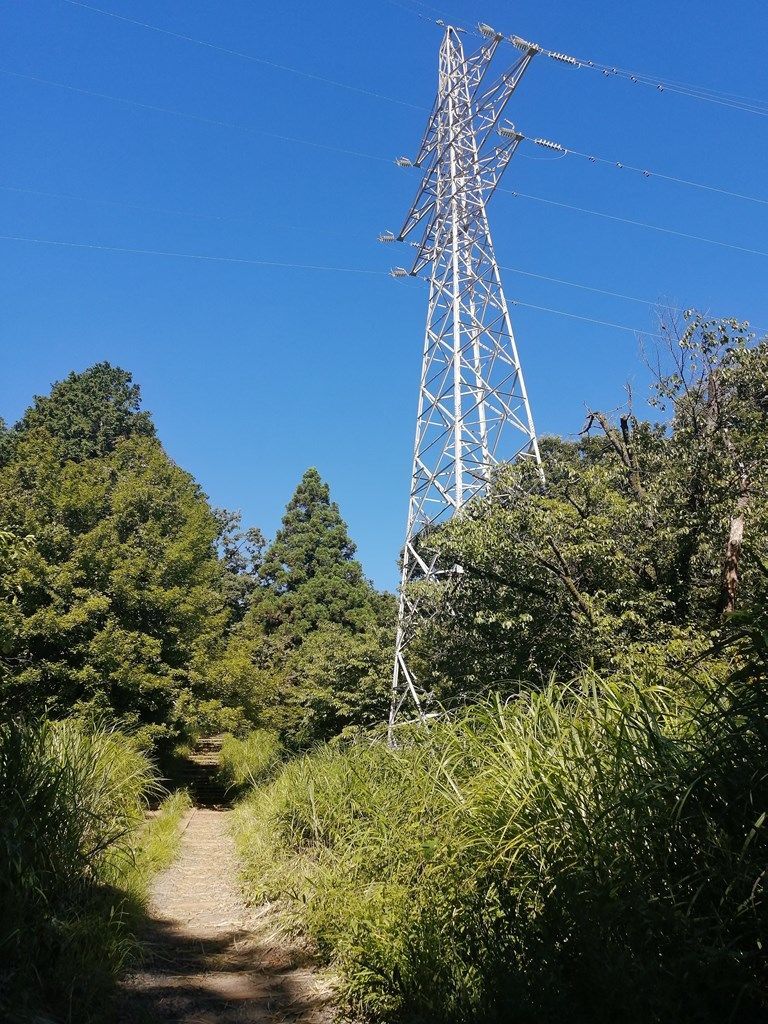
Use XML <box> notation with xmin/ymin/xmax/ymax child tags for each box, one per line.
<box><xmin>250</xmin><ymin>467</ymin><xmax>387</xmax><ymax>640</ymax></box>
<box><xmin>214</xmin><ymin>508</ymin><xmax>265</xmax><ymax>621</ymax></box>
<box><xmin>0</xmin><ymin>366</ymin><xmax>234</xmax><ymax>743</ymax></box>
<box><xmin>413</xmin><ymin>314</ymin><xmax>768</xmax><ymax>702</ymax></box>
<box><xmin>646</xmin><ymin>313</ymin><xmax>768</xmax><ymax>615</ymax></box>
<box><xmin>1</xmin><ymin>362</ymin><xmax>155</xmax><ymax>465</ymax></box>
<box><xmin>217</xmin><ymin>468</ymin><xmax>395</xmax><ymax>747</ymax></box>
<box><xmin>265</xmin><ymin>622</ymin><xmax>395</xmax><ymax>747</ymax></box>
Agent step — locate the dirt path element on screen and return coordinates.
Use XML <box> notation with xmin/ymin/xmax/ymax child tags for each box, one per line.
<box><xmin>119</xmin><ymin>809</ymin><xmax>334</xmax><ymax>1024</ymax></box>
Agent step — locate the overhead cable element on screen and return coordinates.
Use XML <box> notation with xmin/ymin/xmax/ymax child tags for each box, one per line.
<box><xmin>499</xmin><ymin>187</ymin><xmax>768</xmax><ymax>259</ymax></box>
<box><xmin>0</xmin><ymin>232</ymin><xmax>392</xmax><ymax>274</ymax></box>
<box><xmin>6</xmin><ymin>67</ymin><xmax>768</xmax><ymax>264</ymax></box>
<box><xmin>29</xmin><ymin>5</ymin><xmax>768</xmax><ymax>214</ymax></box>
<box><xmin>59</xmin><ymin>0</ymin><xmax>426</xmax><ymax>110</ymax></box>
<box><xmin>0</xmin><ymin>182</ymin><xmax>255</xmax><ymax>224</ymax></box>
<box><xmin>540</xmin><ymin>139</ymin><xmax>768</xmax><ymax>207</ymax></box>
<box><xmin>2</xmin><ymin>231</ymin><xmax>755</xmax><ymax>340</ymax></box>
<box><xmin>0</xmin><ymin>68</ymin><xmax>391</xmax><ymax>164</ymax></box>
<box><xmin>0</xmin><ymin>179</ymin><xmax>697</xmax><ymax>310</ymax></box>
<box><xmin>381</xmin><ymin>2</ymin><xmax>768</xmax><ymax>118</ymax></box>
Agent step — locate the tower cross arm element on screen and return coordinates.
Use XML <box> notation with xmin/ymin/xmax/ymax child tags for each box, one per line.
<box><xmin>472</xmin><ymin>50</ymin><xmax>538</xmax><ymax>152</ymax></box>
<box><xmin>409</xmin><ymin>32</ymin><xmax>502</xmax><ymax>171</ymax></box>
<box><xmin>397</xmin><ymin>39</ymin><xmax>537</xmax><ymax>261</ymax></box>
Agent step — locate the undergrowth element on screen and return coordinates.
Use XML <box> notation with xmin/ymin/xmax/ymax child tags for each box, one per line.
<box><xmin>130</xmin><ymin>788</ymin><xmax>193</xmax><ymax>898</ymax></box>
<box><xmin>233</xmin><ymin>675</ymin><xmax>768</xmax><ymax>1023</ymax></box>
<box><xmin>219</xmin><ymin>728</ymin><xmax>283</xmax><ymax>793</ymax></box>
<box><xmin>0</xmin><ymin>719</ymin><xmax>189</xmax><ymax>1023</ymax></box>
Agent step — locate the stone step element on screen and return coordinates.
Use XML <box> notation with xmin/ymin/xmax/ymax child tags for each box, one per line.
<box><xmin>166</xmin><ymin>735</ymin><xmax>230</xmax><ymax>808</ymax></box>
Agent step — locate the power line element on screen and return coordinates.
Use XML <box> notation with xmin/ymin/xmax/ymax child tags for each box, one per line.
<box><xmin>6</xmin><ymin>59</ymin><xmax>768</xmax><ymax>272</ymax></box>
<box><xmin>380</xmin><ymin>0</ymin><xmax>446</xmax><ymax>27</ymax></box>
<box><xmin>520</xmin><ymin>135</ymin><xmax>768</xmax><ymax>208</ymax></box>
<box><xmin>574</xmin><ymin>59</ymin><xmax>768</xmax><ymax>118</ymax></box>
<box><xmin>568</xmin><ymin>146</ymin><xmax>768</xmax><ymax>206</ymax></box>
<box><xmin>500</xmin><ymin>187</ymin><xmax>768</xmax><ymax>259</ymax></box>
<box><xmin>5</xmin><ymin>183</ymin><xmax>755</xmax><ymax>326</ymax></box>
<box><xmin>0</xmin><ymin>181</ymin><xmax>363</xmax><ymax>235</ymax></box>
<box><xmin>380</xmin><ymin>1</ymin><xmax>768</xmax><ymax>118</ymax></box>
<box><xmin>0</xmin><ymin>178</ymin><xmax>695</xmax><ymax>309</ymax></box>
<box><xmin>0</xmin><ymin>68</ymin><xmax>391</xmax><ymax>165</ymax></box>
<box><xmin>61</xmin><ymin>0</ymin><xmax>768</xmax><ymax>128</ymax></box>
<box><xmin>9</xmin><ymin>27</ymin><xmax>766</xmax><ymax>222</ymax></box>
<box><xmin>0</xmin><ymin>176</ymin><xmax>706</xmax><ymax>310</ymax></box>
<box><xmin>508</xmin><ymin>297</ymin><xmax>664</xmax><ymax>337</ymax></box>
<box><xmin>498</xmin><ymin>263</ymin><xmax>663</xmax><ymax>308</ymax></box>
<box><xmin>0</xmin><ymin>232</ymin><xmax>392</xmax><ymax>274</ymax></box>
<box><xmin>0</xmin><ymin>182</ymin><xmax>256</xmax><ymax>225</ymax></box>
<box><xmin>0</xmin><ymin>231</ymin><xmax>690</xmax><ymax>338</ymax></box>
<box><xmin>19</xmin><ymin>9</ymin><xmax>768</xmax><ymax>215</ymax></box>
<box><xmin>8</xmin><ymin>62</ymin><xmax>767</xmax><ymax>262</ymax></box>
<box><xmin>59</xmin><ymin>0</ymin><xmax>426</xmax><ymax>111</ymax></box>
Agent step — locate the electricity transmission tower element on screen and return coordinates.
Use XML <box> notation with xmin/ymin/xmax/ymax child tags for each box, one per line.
<box><xmin>387</xmin><ymin>24</ymin><xmax>543</xmax><ymax>739</ymax></box>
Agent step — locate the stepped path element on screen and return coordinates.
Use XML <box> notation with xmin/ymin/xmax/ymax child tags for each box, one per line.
<box><xmin>119</xmin><ymin>739</ymin><xmax>334</xmax><ymax>1024</ymax></box>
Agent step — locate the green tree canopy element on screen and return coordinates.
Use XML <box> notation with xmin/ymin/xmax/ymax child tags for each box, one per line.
<box><xmin>0</xmin><ymin>366</ymin><xmax>233</xmax><ymax>743</ymax></box>
<box><xmin>1</xmin><ymin>362</ymin><xmax>155</xmax><ymax>465</ymax></box>
<box><xmin>217</xmin><ymin>468</ymin><xmax>395</xmax><ymax>747</ymax></box>
<box><xmin>412</xmin><ymin>314</ymin><xmax>768</xmax><ymax>701</ymax></box>
<box><xmin>250</xmin><ymin>467</ymin><xmax>387</xmax><ymax>640</ymax></box>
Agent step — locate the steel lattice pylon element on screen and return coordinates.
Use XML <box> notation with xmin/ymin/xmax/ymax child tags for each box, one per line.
<box><xmin>388</xmin><ymin>25</ymin><xmax>543</xmax><ymax>739</ymax></box>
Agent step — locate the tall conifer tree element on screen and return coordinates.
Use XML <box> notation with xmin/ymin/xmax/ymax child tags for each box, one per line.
<box><xmin>221</xmin><ymin>468</ymin><xmax>395</xmax><ymax>746</ymax></box>
<box><xmin>250</xmin><ymin>467</ymin><xmax>383</xmax><ymax>640</ymax></box>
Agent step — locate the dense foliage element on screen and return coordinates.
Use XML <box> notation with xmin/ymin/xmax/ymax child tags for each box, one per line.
<box><xmin>232</xmin><ymin>314</ymin><xmax>768</xmax><ymax>1023</ymax></box>
<box><xmin>0</xmin><ymin>719</ymin><xmax>188</xmax><ymax>1023</ymax></box>
<box><xmin>218</xmin><ymin>728</ymin><xmax>284</xmax><ymax>792</ymax></box>
<box><xmin>5</xmin><ymin>314</ymin><xmax>768</xmax><ymax>1023</ymax></box>
<box><xmin>234</xmin><ymin>649</ymin><xmax>768</xmax><ymax>1023</ymax></box>
<box><xmin>217</xmin><ymin>467</ymin><xmax>395</xmax><ymax>748</ymax></box>
<box><xmin>0</xmin><ymin>367</ymin><xmax>394</xmax><ymax>748</ymax></box>
<box><xmin>0</xmin><ymin>365</ymin><xmax>233</xmax><ymax>743</ymax></box>
<box><xmin>410</xmin><ymin>315</ymin><xmax>768</xmax><ymax>702</ymax></box>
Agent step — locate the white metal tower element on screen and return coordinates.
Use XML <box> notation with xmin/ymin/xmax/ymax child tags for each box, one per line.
<box><xmin>388</xmin><ymin>24</ymin><xmax>543</xmax><ymax>737</ymax></box>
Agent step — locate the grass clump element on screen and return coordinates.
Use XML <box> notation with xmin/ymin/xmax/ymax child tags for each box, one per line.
<box><xmin>219</xmin><ymin>728</ymin><xmax>283</xmax><ymax>792</ymax></box>
<box><xmin>130</xmin><ymin>788</ymin><xmax>192</xmax><ymax>897</ymax></box>
<box><xmin>233</xmin><ymin>676</ymin><xmax>768</xmax><ymax>1023</ymax></box>
<box><xmin>0</xmin><ymin>718</ymin><xmax>186</xmax><ymax>1023</ymax></box>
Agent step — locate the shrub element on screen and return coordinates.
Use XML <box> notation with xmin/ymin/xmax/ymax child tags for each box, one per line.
<box><xmin>130</xmin><ymin>788</ymin><xmax>193</xmax><ymax>896</ymax></box>
<box><xmin>0</xmin><ymin>719</ymin><xmax>159</xmax><ymax>1022</ymax></box>
<box><xmin>233</xmin><ymin>677</ymin><xmax>768</xmax><ymax>1023</ymax></box>
<box><xmin>219</xmin><ymin>729</ymin><xmax>284</xmax><ymax>792</ymax></box>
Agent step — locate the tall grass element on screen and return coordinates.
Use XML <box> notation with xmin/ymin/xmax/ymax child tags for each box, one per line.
<box><xmin>0</xmin><ymin>718</ymin><xmax>180</xmax><ymax>1023</ymax></box>
<box><xmin>130</xmin><ymin>788</ymin><xmax>193</xmax><ymax>897</ymax></box>
<box><xmin>219</xmin><ymin>729</ymin><xmax>283</xmax><ymax>792</ymax></box>
<box><xmin>233</xmin><ymin>677</ymin><xmax>768</xmax><ymax>1022</ymax></box>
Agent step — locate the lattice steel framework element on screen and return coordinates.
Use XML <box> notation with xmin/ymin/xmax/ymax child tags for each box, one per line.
<box><xmin>388</xmin><ymin>25</ymin><xmax>543</xmax><ymax>738</ymax></box>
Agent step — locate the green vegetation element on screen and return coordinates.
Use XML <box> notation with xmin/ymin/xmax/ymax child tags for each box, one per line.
<box><xmin>234</xmin><ymin>659</ymin><xmax>768</xmax><ymax>1022</ymax></box>
<box><xmin>0</xmin><ymin>718</ymin><xmax>189</xmax><ymax>1023</ymax></box>
<box><xmin>0</xmin><ymin>364</ymin><xmax>232</xmax><ymax>746</ymax></box>
<box><xmin>219</xmin><ymin>729</ymin><xmax>284</xmax><ymax>791</ymax></box>
<box><xmin>131</xmin><ymin>788</ymin><xmax>193</xmax><ymax>892</ymax></box>
<box><xmin>3</xmin><ymin>314</ymin><xmax>768</xmax><ymax>1021</ymax></box>
<box><xmin>216</xmin><ymin>467</ymin><xmax>396</xmax><ymax>748</ymax></box>
<box><xmin>230</xmin><ymin>315</ymin><xmax>768</xmax><ymax>1021</ymax></box>
<box><xmin>411</xmin><ymin>314</ymin><xmax>768</xmax><ymax>701</ymax></box>
<box><xmin>0</xmin><ymin>363</ymin><xmax>394</xmax><ymax>1021</ymax></box>
<box><xmin>0</xmin><ymin>365</ymin><xmax>394</xmax><ymax>750</ymax></box>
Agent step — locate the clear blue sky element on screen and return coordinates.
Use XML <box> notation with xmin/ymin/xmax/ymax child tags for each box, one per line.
<box><xmin>2</xmin><ymin>0</ymin><xmax>767</xmax><ymax>589</ymax></box>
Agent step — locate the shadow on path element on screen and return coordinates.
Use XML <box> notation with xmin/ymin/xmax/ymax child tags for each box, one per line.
<box><xmin>119</xmin><ymin>809</ymin><xmax>333</xmax><ymax>1024</ymax></box>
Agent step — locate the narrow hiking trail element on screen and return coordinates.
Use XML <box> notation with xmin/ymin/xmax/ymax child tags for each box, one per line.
<box><xmin>119</xmin><ymin>749</ymin><xmax>334</xmax><ymax>1023</ymax></box>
